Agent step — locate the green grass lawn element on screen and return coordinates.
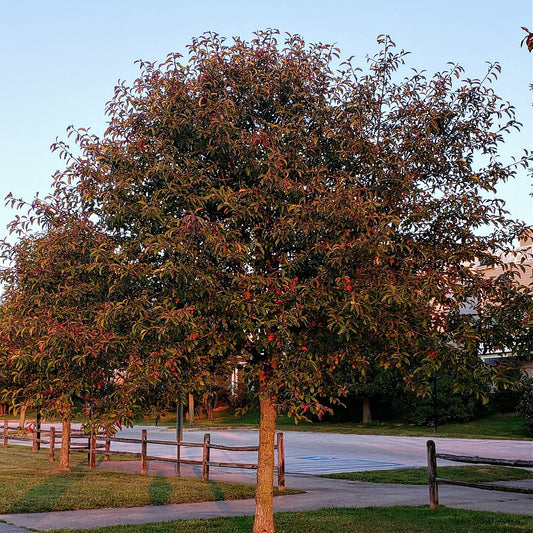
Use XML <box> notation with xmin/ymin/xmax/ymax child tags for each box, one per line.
<box><xmin>7</xmin><ymin>410</ymin><xmax>529</xmax><ymax>439</ymax></box>
<box><xmin>276</xmin><ymin>412</ymin><xmax>528</xmax><ymax>439</ymax></box>
<box><xmin>322</xmin><ymin>465</ymin><xmax>533</xmax><ymax>485</ymax></box>
<box><xmin>0</xmin><ymin>446</ymin><xmax>261</xmax><ymax>514</ymax></box>
<box><xmin>48</xmin><ymin>507</ymin><xmax>533</xmax><ymax>533</ymax></box>
<box><xmin>149</xmin><ymin>410</ymin><xmax>530</xmax><ymax>440</ymax></box>
<box><xmin>3</xmin><ymin>446</ymin><xmax>532</xmax><ymax>533</ymax></box>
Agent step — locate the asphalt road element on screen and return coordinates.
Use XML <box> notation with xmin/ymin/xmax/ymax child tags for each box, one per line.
<box><xmin>102</xmin><ymin>425</ymin><xmax>532</xmax><ymax>475</ymax></box>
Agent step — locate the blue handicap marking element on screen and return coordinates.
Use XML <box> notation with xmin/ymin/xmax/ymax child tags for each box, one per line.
<box><xmin>299</xmin><ymin>456</ymin><xmax>337</xmax><ymax>461</ymax></box>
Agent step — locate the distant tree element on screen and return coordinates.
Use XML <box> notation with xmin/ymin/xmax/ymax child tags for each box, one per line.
<box><xmin>46</xmin><ymin>31</ymin><xmax>530</xmax><ymax>532</ymax></box>
<box><xmin>329</xmin><ymin>358</ymin><xmax>403</xmax><ymax>424</ymax></box>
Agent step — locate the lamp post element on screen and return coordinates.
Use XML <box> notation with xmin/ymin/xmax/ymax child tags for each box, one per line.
<box><xmin>432</xmin><ymin>375</ymin><xmax>438</xmax><ymax>435</ymax></box>
<box><xmin>176</xmin><ymin>402</ymin><xmax>183</xmax><ymax>442</ymax></box>
<box><xmin>36</xmin><ymin>406</ymin><xmax>42</xmax><ymax>450</ymax></box>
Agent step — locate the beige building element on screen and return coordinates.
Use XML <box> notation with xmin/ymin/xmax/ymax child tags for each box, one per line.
<box><xmin>474</xmin><ymin>231</ymin><xmax>533</xmax><ymax>288</ymax></box>
<box><xmin>472</xmin><ymin>231</ymin><xmax>533</xmax><ymax>377</ymax></box>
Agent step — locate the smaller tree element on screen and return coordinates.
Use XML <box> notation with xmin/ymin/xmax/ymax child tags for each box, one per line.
<box><xmin>332</xmin><ymin>360</ymin><xmax>404</xmax><ymax>424</ymax></box>
<box><xmin>0</xmin><ymin>193</ymin><xmax>133</xmax><ymax>470</ymax></box>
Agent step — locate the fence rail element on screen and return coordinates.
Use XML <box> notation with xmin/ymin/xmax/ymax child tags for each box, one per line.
<box><xmin>426</xmin><ymin>439</ymin><xmax>533</xmax><ymax>509</ymax></box>
<box><xmin>2</xmin><ymin>420</ymin><xmax>285</xmax><ymax>490</ymax></box>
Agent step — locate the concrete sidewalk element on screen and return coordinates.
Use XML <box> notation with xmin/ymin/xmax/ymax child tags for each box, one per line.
<box><xmin>0</xmin><ymin>465</ymin><xmax>531</xmax><ymax>532</ymax></box>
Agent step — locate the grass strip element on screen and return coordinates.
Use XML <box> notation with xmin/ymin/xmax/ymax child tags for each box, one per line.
<box><xmin>48</xmin><ymin>506</ymin><xmax>533</xmax><ymax>533</ymax></box>
<box><xmin>321</xmin><ymin>465</ymin><xmax>533</xmax><ymax>485</ymax></box>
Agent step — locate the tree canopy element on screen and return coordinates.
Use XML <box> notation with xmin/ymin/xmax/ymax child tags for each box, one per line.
<box><xmin>1</xmin><ymin>30</ymin><xmax>531</xmax><ymax>532</ymax></box>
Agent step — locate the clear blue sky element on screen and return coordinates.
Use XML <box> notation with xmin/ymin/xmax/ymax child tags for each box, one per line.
<box><xmin>1</xmin><ymin>1</ymin><xmax>531</xmax><ymax>240</ymax></box>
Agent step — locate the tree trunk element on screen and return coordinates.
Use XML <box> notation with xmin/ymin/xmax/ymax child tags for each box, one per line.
<box><xmin>18</xmin><ymin>403</ymin><xmax>27</xmax><ymax>429</ymax></box>
<box><xmin>253</xmin><ymin>372</ymin><xmax>277</xmax><ymax>533</ymax></box>
<box><xmin>362</xmin><ymin>396</ymin><xmax>372</xmax><ymax>424</ymax></box>
<box><xmin>58</xmin><ymin>409</ymin><xmax>71</xmax><ymax>472</ymax></box>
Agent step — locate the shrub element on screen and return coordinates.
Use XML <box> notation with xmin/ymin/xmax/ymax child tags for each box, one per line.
<box><xmin>403</xmin><ymin>374</ymin><xmax>485</xmax><ymax>426</ymax></box>
<box><xmin>485</xmin><ymin>366</ymin><xmax>526</xmax><ymax>415</ymax></box>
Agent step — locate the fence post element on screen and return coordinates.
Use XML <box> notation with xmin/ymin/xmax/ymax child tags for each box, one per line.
<box><xmin>32</xmin><ymin>424</ymin><xmax>38</xmax><ymax>452</ymax></box>
<box><xmin>202</xmin><ymin>433</ymin><xmax>210</xmax><ymax>482</ymax></box>
<box><xmin>277</xmin><ymin>432</ymin><xmax>285</xmax><ymax>491</ymax></box>
<box><xmin>49</xmin><ymin>427</ymin><xmax>56</xmax><ymax>462</ymax></box>
<box><xmin>141</xmin><ymin>429</ymin><xmax>147</xmax><ymax>474</ymax></box>
<box><xmin>3</xmin><ymin>420</ymin><xmax>8</xmax><ymax>448</ymax></box>
<box><xmin>89</xmin><ymin>427</ymin><xmax>96</xmax><ymax>469</ymax></box>
<box><xmin>427</xmin><ymin>440</ymin><xmax>439</xmax><ymax>509</ymax></box>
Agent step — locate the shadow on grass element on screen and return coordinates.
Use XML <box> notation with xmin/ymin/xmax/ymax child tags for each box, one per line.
<box><xmin>8</xmin><ymin>467</ymin><xmax>85</xmax><ymax>514</ymax></box>
<box><xmin>207</xmin><ymin>480</ymin><xmax>227</xmax><ymax>501</ymax></box>
<box><xmin>147</xmin><ymin>475</ymin><xmax>173</xmax><ymax>505</ymax></box>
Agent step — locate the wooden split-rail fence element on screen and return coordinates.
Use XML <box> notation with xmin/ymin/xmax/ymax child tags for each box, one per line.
<box><xmin>2</xmin><ymin>420</ymin><xmax>285</xmax><ymax>490</ymax></box>
<box><xmin>426</xmin><ymin>439</ymin><xmax>533</xmax><ymax>509</ymax></box>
